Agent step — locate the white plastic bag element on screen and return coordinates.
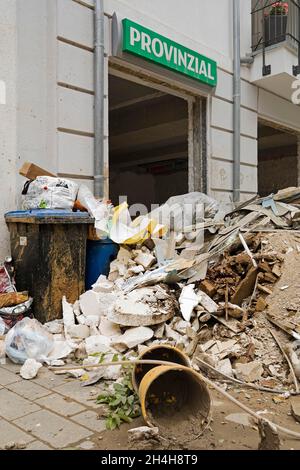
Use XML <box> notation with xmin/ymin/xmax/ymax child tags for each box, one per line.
<box><xmin>22</xmin><ymin>176</ymin><xmax>78</xmax><ymax>210</ymax></box>
<box><xmin>0</xmin><ymin>317</ymin><xmax>6</xmax><ymax>335</ymax></box>
<box><xmin>5</xmin><ymin>318</ymin><xmax>54</xmax><ymax>364</ymax></box>
<box><xmin>77</xmin><ymin>185</ymin><xmax>113</xmax><ymax>237</ymax></box>
<box><xmin>148</xmin><ymin>192</ymin><xmax>219</xmax><ymax>232</ymax></box>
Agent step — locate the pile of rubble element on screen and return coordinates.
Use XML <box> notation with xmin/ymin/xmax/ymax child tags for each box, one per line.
<box><xmin>2</xmin><ymin>187</ymin><xmax>300</xmax><ymax>421</ymax></box>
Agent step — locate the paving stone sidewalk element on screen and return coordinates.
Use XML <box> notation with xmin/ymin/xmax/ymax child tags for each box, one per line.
<box><xmin>0</xmin><ymin>359</ymin><xmax>107</xmax><ymax>450</ymax></box>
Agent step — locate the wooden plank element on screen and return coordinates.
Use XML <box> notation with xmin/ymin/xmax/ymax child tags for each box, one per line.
<box><xmin>19</xmin><ymin>162</ymin><xmax>56</xmax><ymax>180</ymax></box>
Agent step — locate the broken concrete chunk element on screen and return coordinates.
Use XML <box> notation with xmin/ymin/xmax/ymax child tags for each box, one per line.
<box><xmin>153</xmin><ymin>323</ymin><xmax>165</xmax><ymax>339</ymax></box>
<box><xmin>62</xmin><ymin>296</ymin><xmax>75</xmax><ymax>329</ymax></box>
<box><xmin>76</xmin><ymin>315</ymin><xmax>86</xmax><ymax>325</ymax></box>
<box><xmin>174</xmin><ymin>319</ymin><xmax>191</xmax><ymax>335</ymax></box>
<box><xmin>110</xmin><ymin>287</ymin><xmax>174</xmax><ymax>326</ymax></box>
<box><xmin>84</xmin><ymin>315</ymin><xmax>100</xmax><ymax>327</ymax></box>
<box><xmin>80</xmin><ymin>290</ymin><xmax>101</xmax><ymax>317</ymax></box>
<box><xmin>197</xmin><ymin>290</ymin><xmax>218</xmax><ymax>313</ymax></box>
<box><xmin>109</xmin><ymin>259</ymin><xmax>127</xmax><ymax>279</ymax></box>
<box><xmin>134</xmin><ymin>252</ymin><xmax>156</xmax><ymax>270</ymax></box>
<box><xmin>98</xmin><ymin>317</ymin><xmax>121</xmax><ymax>337</ymax></box>
<box><xmin>112</xmin><ymin>326</ymin><xmax>154</xmax><ymax>349</ymax></box>
<box><xmin>128</xmin><ymin>426</ymin><xmax>160</xmax><ymax>443</ymax></box>
<box><xmin>117</xmin><ymin>246</ymin><xmax>132</xmax><ymax>266</ymax></box>
<box><xmin>291</xmin><ymin>398</ymin><xmax>300</xmax><ymax>423</ymax></box>
<box><xmin>225</xmin><ymin>412</ymin><xmax>253</xmax><ymax>427</ymax></box>
<box><xmin>68</xmin><ymin>324</ymin><xmax>90</xmax><ymax>340</ymax></box>
<box><xmin>127</xmin><ymin>265</ymin><xmax>145</xmax><ymax>276</ymax></box>
<box><xmin>47</xmin><ymin>340</ymin><xmax>75</xmax><ymax>362</ymax></box>
<box><xmin>20</xmin><ymin>359</ymin><xmax>42</xmax><ymax>380</ymax></box>
<box><xmin>272</xmin><ymin>265</ymin><xmax>281</xmax><ymax>278</ymax></box>
<box><xmin>92</xmin><ymin>275</ymin><xmax>115</xmax><ymax>293</ymax></box>
<box><xmin>234</xmin><ymin>360</ymin><xmax>263</xmax><ymax>383</ymax></box>
<box><xmin>179</xmin><ymin>284</ymin><xmax>198</xmax><ymax>322</ymax></box>
<box><xmin>73</xmin><ymin>300</ymin><xmax>81</xmax><ymax>317</ymax></box>
<box><xmin>84</xmin><ymin>335</ymin><xmax>111</xmax><ymax>355</ymax></box>
<box><xmin>44</xmin><ymin>320</ymin><xmax>64</xmax><ymax>335</ymax></box>
<box><xmin>165</xmin><ymin>324</ymin><xmax>186</xmax><ymax>345</ymax></box>
<box><xmin>216</xmin><ymin>358</ymin><xmax>233</xmax><ymax>377</ymax></box>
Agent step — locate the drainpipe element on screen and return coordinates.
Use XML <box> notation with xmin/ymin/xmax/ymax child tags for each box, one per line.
<box><xmin>94</xmin><ymin>0</ymin><xmax>105</xmax><ymax>198</ymax></box>
<box><xmin>233</xmin><ymin>0</ymin><xmax>241</xmax><ymax>203</ymax></box>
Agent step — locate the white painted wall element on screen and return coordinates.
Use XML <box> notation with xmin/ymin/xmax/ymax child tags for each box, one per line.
<box><xmin>0</xmin><ymin>0</ymin><xmax>17</xmax><ymax>260</ymax></box>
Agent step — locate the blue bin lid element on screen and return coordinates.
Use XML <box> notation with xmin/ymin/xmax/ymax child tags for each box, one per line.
<box><xmin>5</xmin><ymin>209</ymin><xmax>94</xmax><ymax>224</ymax></box>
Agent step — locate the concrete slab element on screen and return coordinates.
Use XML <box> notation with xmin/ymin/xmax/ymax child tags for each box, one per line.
<box><xmin>53</xmin><ymin>381</ymin><xmax>101</xmax><ymax>408</ymax></box>
<box><xmin>71</xmin><ymin>410</ymin><xmax>106</xmax><ymax>433</ymax></box>
<box><xmin>36</xmin><ymin>393</ymin><xmax>86</xmax><ymax>417</ymax></box>
<box><xmin>0</xmin><ymin>367</ymin><xmax>22</xmax><ymax>386</ymax></box>
<box><xmin>7</xmin><ymin>380</ymin><xmax>52</xmax><ymax>400</ymax></box>
<box><xmin>0</xmin><ymin>389</ymin><xmax>40</xmax><ymax>420</ymax></box>
<box><xmin>34</xmin><ymin>369</ymin><xmax>71</xmax><ymax>389</ymax></box>
<box><xmin>14</xmin><ymin>409</ymin><xmax>92</xmax><ymax>449</ymax></box>
<box><xmin>25</xmin><ymin>440</ymin><xmax>52</xmax><ymax>450</ymax></box>
<box><xmin>0</xmin><ymin>419</ymin><xmax>34</xmax><ymax>449</ymax></box>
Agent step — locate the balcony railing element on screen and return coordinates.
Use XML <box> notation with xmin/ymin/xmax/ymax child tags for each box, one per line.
<box><xmin>251</xmin><ymin>0</ymin><xmax>300</xmax><ymax>76</ymax></box>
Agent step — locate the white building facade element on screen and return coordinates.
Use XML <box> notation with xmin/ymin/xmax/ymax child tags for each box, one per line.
<box><xmin>1</xmin><ymin>0</ymin><xmax>300</xmax><ymax>259</ymax></box>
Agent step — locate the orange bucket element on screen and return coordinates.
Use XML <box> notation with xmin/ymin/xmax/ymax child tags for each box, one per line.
<box><xmin>132</xmin><ymin>344</ymin><xmax>190</xmax><ymax>392</ymax></box>
<box><xmin>138</xmin><ymin>365</ymin><xmax>211</xmax><ymax>437</ymax></box>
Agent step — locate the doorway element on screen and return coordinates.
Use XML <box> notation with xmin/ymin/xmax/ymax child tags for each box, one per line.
<box><xmin>108</xmin><ymin>74</ymin><xmax>190</xmax><ymax>212</ymax></box>
<box><xmin>258</xmin><ymin>121</ymin><xmax>298</xmax><ymax>196</ymax></box>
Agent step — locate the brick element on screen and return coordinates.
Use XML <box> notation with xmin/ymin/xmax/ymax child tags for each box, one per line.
<box><xmin>0</xmin><ymin>419</ymin><xmax>34</xmax><ymax>449</ymax></box>
<box><xmin>36</xmin><ymin>393</ymin><xmax>85</xmax><ymax>417</ymax></box>
<box><xmin>7</xmin><ymin>381</ymin><xmax>52</xmax><ymax>400</ymax></box>
<box><xmin>71</xmin><ymin>411</ymin><xmax>106</xmax><ymax>433</ymax></box>
<box><xmin>0</xmin><ymin>389</ymin><xmax>40</xmax><ymax>420</ymax></box>
<box><xmin>14</xmin><ymin>410</ymin><xmax>92</xmax><ymax>449</ymax></box>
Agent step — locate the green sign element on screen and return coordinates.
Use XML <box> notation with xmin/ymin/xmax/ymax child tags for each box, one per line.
<box><xmin>122</xmin><ymin>19</ymin><xmax>217</xmax><ymax>87</ymax></box>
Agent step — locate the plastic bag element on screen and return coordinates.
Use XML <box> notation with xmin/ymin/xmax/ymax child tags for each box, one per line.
<box><xmin>22</xmin><ymin>176</ymin><xmax>78</xmax><ymax>210</ymax></box>
<box><xmin>5</xmin><ymin>318</ymin><xmax>54</xmax><ymax>364</ymax></box>
<box><xmin>0</xmin><ymin>317</ymin><xmax>6</xmax><ymax>335</ymax></box>
<box><xmin>147</xmin><ymin>192</ymin><xmax>219</xmax><ymax>232</ymax></box>
<box><xmin>77</xmin><ymin>185</ymin><xmax>113</xmax><ymax>237</ymax></box>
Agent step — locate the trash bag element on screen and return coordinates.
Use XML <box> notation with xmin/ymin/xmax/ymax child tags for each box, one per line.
<box><xmin>5</xmin><ymin>318</ymin><xmax>54</xmax><ymax>364</ymax></box>
<box><xmin>22</xmin><ymin>176</ymin><xmax>78</xmax><ymax>210</ymax></box>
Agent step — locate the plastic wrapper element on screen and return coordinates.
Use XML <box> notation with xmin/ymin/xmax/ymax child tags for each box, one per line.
<box><xmin>0</xmin><ymin>317</ymin><xmax>6</xmax><ymax>335</ymax></box>
<box><xmin>5</xmin><ymin>317</ymin><xmax>54</xmax><ymax>364</ymax></box>
<box><xmin>22</xmin><ymin>176</ymin><xmax>78</xmax><ymax>210</ymax></box>
<box><xmin>77</xmin><ymin>185</ymin><xmax>113</xmax><ymax>237</ymax></box>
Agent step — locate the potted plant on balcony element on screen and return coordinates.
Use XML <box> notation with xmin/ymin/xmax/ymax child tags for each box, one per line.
<box><xmin>264</xmin><ymin>2</ymin><xmax>288</xmax><ymax>47</ymax></box>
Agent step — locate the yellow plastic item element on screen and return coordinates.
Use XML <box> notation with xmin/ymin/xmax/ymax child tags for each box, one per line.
<box><xmin>110</xmin><ymin>202</ymin><xmax>167</xmax><ymax>245</ymax></box>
